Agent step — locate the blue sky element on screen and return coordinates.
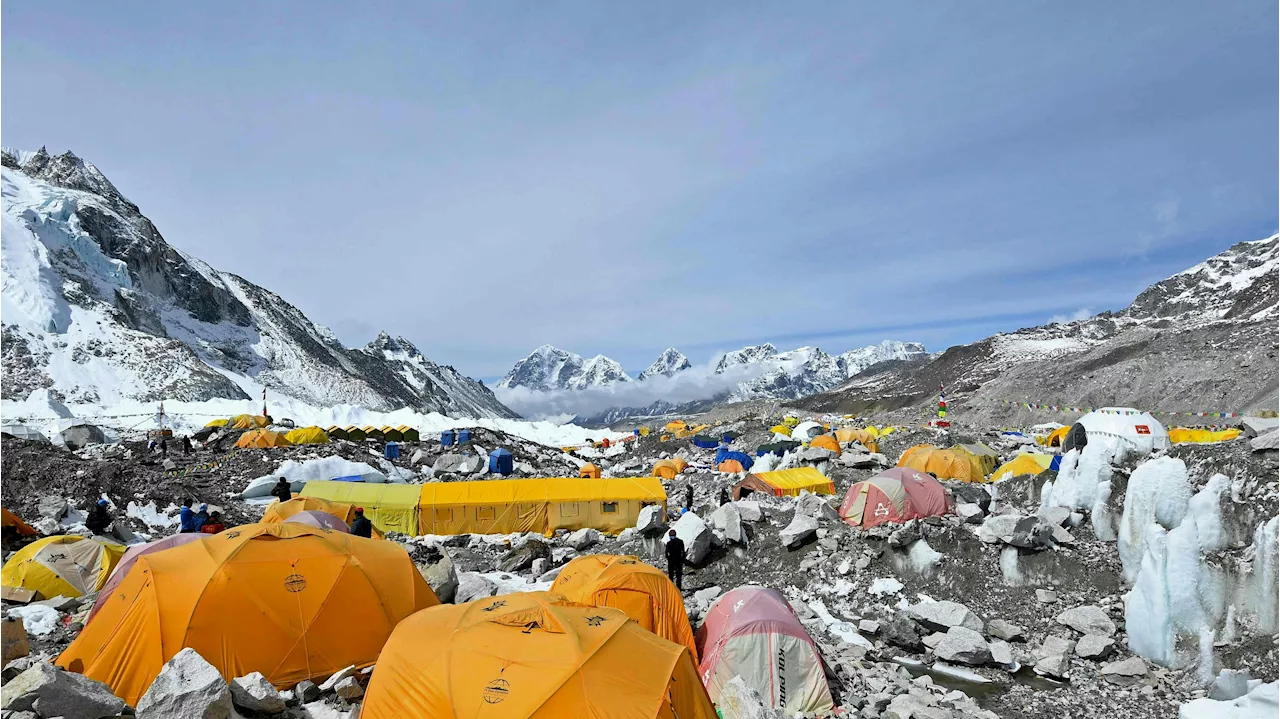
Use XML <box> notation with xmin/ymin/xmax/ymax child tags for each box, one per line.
<box><xmin>4</xmin><ymin>2</ymin><xmax>1276</xmax><ymax>382</ymax></box>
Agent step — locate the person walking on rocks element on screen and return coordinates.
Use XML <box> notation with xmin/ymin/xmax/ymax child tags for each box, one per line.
<box><xmin>270</xmin><ymin>477</ymin><xmax>293</xmax><ymax>503</ymax></box>
<box><xmin>718</xmin><ymin>486</ymin><xmax>729</xmax><ymax>506</ymax></box>
<box><xmin>684</xmin><ymin>484</ymin><xmax>694</xmax><ymax>512</ymax></box>
<box><xmin>182</xmin><ymin>436</ymin><xmax>193</xmax><ymax>455</ymax></box>
<box><xmin>350</xmin><ymin>508</ymin><xmax>373</xmax><ymax>538</ymax></box>
<box><xmin>664</xmin><ymin>528</ymin><xmax>685</xmax><ymax>591</ymax></box>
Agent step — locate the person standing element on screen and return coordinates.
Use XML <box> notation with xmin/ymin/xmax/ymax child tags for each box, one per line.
<box><xmin>718</xmin><ymin>486</ymin><xmax>730</xmax><ymax>506</ymax></box>
<box><xmin>350</xmin><ymin>508</ymin><xmax>373</xmax><ymax>538</ymax></box>
<box><xmin>664</xmin><ymin>528</ymin><xmax>686</xmax><ymax>591</ymax></box>
<box><xmin>178</xmin><ymin>498</ymin><xmax>198</xmax><ymax>533</ymax></box>
<box><xmin>684</xmin><ymin>484</ymin><xmax>694</xmax><ymax>512</ymax></box>
<box><xmin>270</xmin><ymin>477</ymin><xmax>293</xmax><ymax>503</ymax></box>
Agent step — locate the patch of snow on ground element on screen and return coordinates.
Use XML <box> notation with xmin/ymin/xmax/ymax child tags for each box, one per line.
<box><xmin>126</xmin><ymin>501</ymin><xmax>179</xmax><ymax>529</ymax></box>
<box><xmin>1179</xmin><ymin>681</ymin><xmax>1278</xmax><ymax>719</ymax></box>
<box><xmin>869</xmin><ymin>577</ymin><xmax>904</xmax><ymax>596</ymax></box>
<box><xmin>8</xmin><ymin>605</ymin><xmax>61</xmax><ymax>636</ymax></box>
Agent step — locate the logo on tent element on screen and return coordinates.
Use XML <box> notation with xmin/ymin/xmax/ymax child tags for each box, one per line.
<box><xmin>481</xmin><ymin>600</ymin><xmax>507</xmax><ymax>612</ymax></box>
<box><xmin>284</xmin><ymin>574</ymin><xmax>307</xmax><ymax>593</ymax></box>
<box><xmin>874</xmin><ymin>503</ymin><xmax>890</xmax><ymax>517</ymax></box>
<box><xmin>224</xmin><ymin>531</ymin><xmax>242</xmax><ymax>539</ymax></box>
<box><xmin>585</xmin><ymin>615</ymin><xmax>607</xmax><ymax>626</ymax></box>
<box><xmin>1135</xmin><ymin>425</ymin><xmax>1151</xmax><ymax>435</ymax></box>
<box><xmin>483</xmin><ymin>678</ymin><xmax>510</xmax><ymax>704</ymax></box>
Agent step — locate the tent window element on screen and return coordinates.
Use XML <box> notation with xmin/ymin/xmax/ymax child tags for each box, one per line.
<box><xmin>477</xmin><ymin>506</ymin><xmax>496</xmax><ymax>520</ymax></box>
<box><xmin>436</xmin><ymin>508</ymin><xmax>453</xmax><ymax>522</ymax></box>
<box><xmin>561</xmin><ymin>503</ymin><xmax>579</xmax><ymax>517</ymax></box>
<box><xmin>601</xmin><ymin>502</ymin><xmax>618</xmax><ymax>514</ymax></box>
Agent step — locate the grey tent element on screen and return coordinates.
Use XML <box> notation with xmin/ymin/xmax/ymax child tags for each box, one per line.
<box><xmin>2</xmin><ymin>424</ymin><xmax>48</xmax><ymax>443</ymax></box>
<box><xmin>59</xmin><ymin>424</ymin><xmax>107</xmax><ymax>450</ymax></box>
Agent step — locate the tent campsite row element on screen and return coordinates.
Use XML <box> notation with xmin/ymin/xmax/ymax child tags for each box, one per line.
<box><xmin>204</xmin><ymin>417</ymin><xmax>421</xmax><ymax>443</ymax></box>
<box><xmin>300</xmin><ymin>476</ymin><xmax>667</xmax><ymax>536</ymax></box>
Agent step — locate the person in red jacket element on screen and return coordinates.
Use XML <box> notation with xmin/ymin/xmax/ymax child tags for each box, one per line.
<box><xmin>199</xmin><ymin>511</ymin><xmax>226</xmax><ymax>534</ymax></box>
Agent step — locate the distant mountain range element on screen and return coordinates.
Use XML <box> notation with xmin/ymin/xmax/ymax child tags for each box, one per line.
<box><xmin>798</xmin><ymin>235</ymin><xmax>1280</xmax><ymax>421</ymax></box>
<box><xmin>496</xmin><ymin>339</ymin><xmax>929</xmax><ymax>421</ymax></box>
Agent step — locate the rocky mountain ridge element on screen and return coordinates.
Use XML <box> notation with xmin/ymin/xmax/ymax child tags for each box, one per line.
<box><xmin>0</xmin><ymin>147</ymin><xmax>517</xmax><ymax>419</ymax></box>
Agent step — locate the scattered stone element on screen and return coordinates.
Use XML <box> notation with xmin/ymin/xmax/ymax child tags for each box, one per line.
<box><xmin>531</xmin><ymin>558</ymin><xmax>549</xmax><ymax>577</ymax></box>
<box><xmin>2</xmin><ymin>617</ymin><xmax>30</xmax><ymax>666</ymax></box>
<box><xmin>1037</xmin><ymin>506</ymin><xmax>1072</xmax><ymax>527</ymax></box>
<box><xmin>1007</xmin><ymin>516</ymin><xmax>1053</xmax><ymax>549</ymax></box>
<box><xmin>136</xmin><ymin>647</ymin><xmax>233</xmax><ymax>719</ymax></box>
<box><xmin>1056</xmin><ymin>605</ymin><xmax>1117</xmax><ymax>637</ymax></box>
<box><xmin>734</xmin><ymin>501</ymin><xmax>763</xmax><ymax>522</ymax></box>
<box><xmin>922</xmin><ymin>632</ymin><xmax>946</xmax><ymax>650</ymax></box>
<box><xmin>887</xmin><ymin>522</ymin><xmax>922</xmax><ymax>548</ymax></box>
<box><xmin>418</xmin><ymin>549</ymin><xmax>458</xmax><ymax>604</ymax></box>
<box><xmin>858</xmin><ymin>619</ymin><xmax>880</xmax><ymax>635</ymax></box>
<box><xmin>454</xmin><ymin>572</ymin><xmax>497</xmax><ymax>604</ymax></box>
<box><xmin>884</xmin><ymin>693</ymin><xmax>948</xmax><ymax>719</ymax></box>
<box><xmin>986</xmin><ymin>619</ymin><xmax>1025</xmax><ymax>642</ymax></box>
<box><xmin>497</xmin><ymin>538</ymin><xmax>550</xmax><ymax>572</ymax></box>
<box><xmin>905</xmin><ymin>600</ymin><xmax>984</xmax><ymax>633</ymax></box>
<box><xmin>1075</xmin><ymin>634</ymin><xmax>1116</xmax><ymax>660</ymax></box>
<box><xmin>881</xmin><ymin>616</ymin><xmax>924</xmax><ymax>652</ymax></box>
<box><xmin>565</xmin><ymin>528</ymin><xmax>600</xmax><ymax>550</ymax></box>
<box><xmin>779</xmin><ymin>513</ymin><xmax>820</xmax><ymax>549</ymax></box>
<box><xmin>334</xmin><ymin>675</ymin><xmax>364</xmax><ymax>700</ymax></box>
<box><xmin>956</xmin><ymin>503</ymin><xmax>985</xmax><ymax>524</ymax></box>
<box><xmin>794</xmin><ymin>492</ymin><xmax>840</xmax><ymax>522</ymax></box>
<box><xmin>319</xmin><ymin>665</ymin><xmax>356</xmax><ymax>692</ymax></box>
<box><xmin>295</xmin><ymin>679</ymin><xmax>322</xmax><ymax>702</ymax></box>
<box><xmin>988</xmin><ymin>639</ymin><xmax>1014</xmax><ymax>666</ymax></box>
<box><xmin>37</xmin><ymin>496</ymin><xmax>68</xmax><ymax>520</ymax></box>
<box><xmin>1035</xmin><ymin>589</ymin><xmax>1058</xmax><ymax>604</ymax></box>
<box><xmin>1101</xmin><ymin>656</ymin><xmax>1149</xmax><ymax>685</ymax></box>
<box><xmin>977</xmin><ymin>514</ymin><xmax>1021</xmax><ymax>544</ymax></box>
<box><xmin>1048</xmin><ymin>523</ymin><xmax>1076</xmax><ymax>545</ymax></box>
<box><xmin>635</xmin><ymin>505</ymin><xmax>667</xmax><ymax>535</ymax></box>
<box><xmin>0</xmin><ymin>661</ymin><xmax>126</xmax><ymax>719</ymax></box>
<box><xmin>934</xmin><ymin>626</ymin><xmax>992</xmax><ymax>665</ymax></box>
<box><xmin>230</xmin><ymin>672</ymin><xmax>286</xmax><ymax>714</ymax></box>
<box><xmin>710</xmin><ymin>502</ymin><xmax>746</xmax><ymax>544</ymax></box>
<box><xmin>1032</xmin><ymin>636</ymin><xmax>1075</xmax><ymax>679</ymax></box>
<box><xmin>668</xmin><ymin>511</ymin><xmax>713</xmax><ymax>564</ymax></box>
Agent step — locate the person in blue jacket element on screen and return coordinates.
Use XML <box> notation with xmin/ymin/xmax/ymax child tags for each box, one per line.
<box><xmin>178</xmin><ymin>498</ymin><xmax>199</xmax><ymax>533</ymax></box>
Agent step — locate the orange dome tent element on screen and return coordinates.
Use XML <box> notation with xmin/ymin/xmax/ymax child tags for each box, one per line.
<box><xmin>897</xmin><ymin>444</ymin><xmax>988</xmax><ymax>483</ymax></box>
<box><xmin>57</xmin><ymin>523</ymin><xmax>438</xmax><ymax>705</ymax></box>
<box><xmin>261</xmin><ymin>496</ymin><xmax>355</xmax><ymax>524</ymax></box>
<box><xmin>360</xmin><ymin>592</ymin><xmax>715</xmax><ymax>719</ymax></box>
<box><xmin>652</xmin><ymin>458</ymin><xmax>688</xmax><ymax>480</ymax></box>
<box><xmin>718</xmin><ymin>459</ymin><xmax>746</xmax><ymax>473</ymax></box>
<box><xmin>234</xmin><ymin>430</ymin><xmax>293</xmax><ymax>449</ymax></box>
<box><xmin>551</xmin><ymin>555</ymin><xmax>697</xmax><ymax>658</ymax></box>
<box><xmin>579</xmin><ymin>463</ymin><xmax>601</xmax><ymax>479</ymax></box>
<box><xmin>834</xmin><ymin>428</ymin><xmax>879</xmax><ymax>453</ymax></box>
<box><xmin>808</xmin><ymin>434</ymin><xmax>842</xmax><ymax>456</ymax></box>
<box><xmin>1</xmin><ymin>507</ymin><xmax>37</xmax><ymax>535</ymax></box>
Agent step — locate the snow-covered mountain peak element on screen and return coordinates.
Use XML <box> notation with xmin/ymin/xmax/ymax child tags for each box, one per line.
<box><xmin>837</xmin><ymin>340</ymin><xmax>929</xmax><ymax>377</ymax></box>
<box><xmin>1</xmin><ymin>152</ymin><xmax>516</xmax><ymax>418</ymax></box>
<box><xmin>638</xmin><ymin>348</ymin><xmax>692</xmax><ymax>381</ymax></box>
<box><xmin>1126</xmin><ymin>234</ymin><xmax>1279</xmax><ymax>324</ymax></box>
<box><xmin>715</xmin><ymin>343</ymin><xmax>778</xmax><ymax>373</ymax></box>
<box><xmin>571</xmin><ymin>355</ymin><xmax>632</xmax><ymax>390</ymax></box>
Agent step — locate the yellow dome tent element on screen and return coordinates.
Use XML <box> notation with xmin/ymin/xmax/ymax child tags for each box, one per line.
<box><xmin>205</xmin><ymin>418</ymin><xmax>229</xmax><ymax>428</ymax></box>
<box><xmin>769</xmin><ymin>424</ymin><xmax>793</xmax><ymax>436</ymax></box>
<box><xmin>1043</xmin><ymin>425</ymin><xmax>1071</xmax><ymax>448</ymax></box>
<box><xmin>782</xmin><ymin>416</ymin><xmax>800</xmax><ymax>428</ymax></box>
<box><xmin>284</xmin><ymin>426</ymin><xmax>330</xmax><ymax>445</ymax></box>
<box><xmin>234</xmin><ymin>430</ymin><xmax>293</xmax><ymax>449</ymax></box>
<box><xmin>1169</xmin><ymin>427</ymin><xmax>1242</xmax><ymax>444</ymax></box>
<box><xmin>992</xmin><ymin>453</ymin><xmax>1054</xmax><ymax>482</ymax></box>
<box><xmin>231</xmin><ymin>414</ymin><xmax>269</xmax><ymax>430</ymax></box>
<box><xmin>809</xmin><ymin>434</ymin><xmax>842</xmax><ymax>456</ymax></box>
<box><xmin>664</xmin><ymin>420</ymin><xmax>688</xmax><ymax>433</ymax></box>
<box><xmin>638</xmin><ymin>426</ymin><xmax>651</xmax><ymax>437</ymax></box>
<box><xmin>551</xmin><ymin>555</ymin><xmax>697</xmax><ymax>658</ymax></box>
<box><xmin>951</xmin><ymin>443</ymin><xmax>999</xmax><ymax>475</ymax></box>
<box><xmin>652</xmin><ymin>458</ymin><xmax>689</xmax><ymax>480</ymax></box>
<box><xmin>57</xmin><ymin>523</ymin><xmax>438</xmax><ymax>706</ymax></box>
<box><xmin>359</xmin><ymin>591</ymin><xmax>716</xmax><ymax>719</ymax></box>
<box><xmin>2</xmin><ymin>535</ymin><xmax>125</xmax><ymax>599</ymax></box>
<box><xmin>834</xmin><ymin>427</ymin><xmax>879</xmax><ymax>452</ymax></box>
<box><xmin>898</xmin><ymin>444</ymin><xmax>988</xmax><ymax>483</ymax></box>
<box><xmin>579</xmin><ymin>463</ymin><xmax>601</xmax><ymax>479</ymax></box>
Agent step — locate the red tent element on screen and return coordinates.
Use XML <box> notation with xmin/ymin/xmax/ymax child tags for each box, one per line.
<box><xmin>838</xmin><ymin>467</ymin><xmax>951</xmax><ymax>528</ymax></box>
<box><xmin>695</xmin><ymin>586</ymin><xmax>833</xmax><ymax>714</ymax></box>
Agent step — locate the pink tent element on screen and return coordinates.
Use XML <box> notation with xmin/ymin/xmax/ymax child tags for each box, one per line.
<box><xmin>284</xmin><ymin>510</ymin><xmax>350</xmax><ymax>533</ymax></box>
<box><xmin>87</xmin><ymin>534</ymin><xmax>208</xmax><ymax>621</ymax></box>
<box><xmin>838</xmin><ymin>467</ymin><xmax>952</xmax><ymax>528</ymax></box>
<box><xmin>695</xmin><ymin>586</ymin><xmax>833</xmax><ymax>714</ymax></box>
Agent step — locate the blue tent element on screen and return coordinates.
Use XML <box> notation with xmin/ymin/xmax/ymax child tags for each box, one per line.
<box><xmin>384</xmin><ymin>442</ymin><xmax>400</xmax><ymax>460</ymax></box>
<box><xmin>1050</xmin><ymin>455</ymin><xmax>1063</xmax><ymax>472</ymax></box>
<box><xmin>691</xmin><ymin>435</ymin><xmax>719</xmax><ymax>449</ymax></box>
<box><xmin>459</xmin><ymin>429</ymin><xmax>473</xmax><ymax>443</ymax></box>
<box><xmin>489</xmin><ymin>448</ymin><xmax>514</xmax><ymax>476</ymax></box>
<box><xmin>715</xmin><ymin>448</ymin><xmax>754</xmax><ymax>471</ymax></box>
<box><xmin>441</xmin><ymin>430</ymin><xmax>456</xmax><ymax>446</ymax></box>
<box><xmin>332</xmin><ymin>475</ymin><xmax>363</xmax><ymax>482</ymax></box>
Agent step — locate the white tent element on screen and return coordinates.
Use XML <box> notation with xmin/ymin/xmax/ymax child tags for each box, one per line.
<box><xmin>1076</xmin><ymin>407</ymin><xmax>1169</xmax><ymax>456</ymax></box>
<box><xmin>791</xmin><ymin>421</ymin><xmax>825</xmax><ymax>442</ymax></box>
<box><xmin>2</xmin><ymin>424</ymin><xmax>48</xmax><ymax>442</ymax></box>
